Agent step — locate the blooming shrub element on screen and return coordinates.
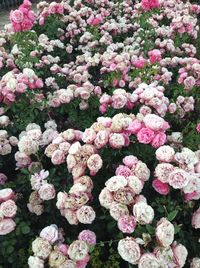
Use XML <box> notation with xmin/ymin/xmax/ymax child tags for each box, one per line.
<box><xmin>0</xmin><ymin>0</ymin><xmax>199</xmax><ymax>267</ymax></box>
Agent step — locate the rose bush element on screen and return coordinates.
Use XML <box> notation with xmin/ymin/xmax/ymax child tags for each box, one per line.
<box><xmin>0</xmin><ymin>0</ymin><xmax>199</xmax><ymax>267</ymax></box>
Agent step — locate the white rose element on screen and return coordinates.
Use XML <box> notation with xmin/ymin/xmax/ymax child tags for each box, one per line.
<box><xmin>133</xmin><ymin>202</ymin><xmax>154</xmax><ymax>225</ymax></box>
<box><xmin>28</xmin><ymin>256</ymin><xmax>44</xmax><ymax>268</ymax></box>
<box><xmin>99</xmin><ymin>187</ymin><xmax>114</xmax><ymax>209</ymax></box>
<box><xmin>118</xmin><ymin>237</ymin><xmax>141</xmax><ymax>265</ymax></box>
<box><xmin>127</xmin><ymin>176</ymin><xmax>143</xmax><ymax>194</ymax></box>
<box><xmin>68</xmin><ymin>240</ymin><xmax>88</xmax><ymax>261</ymax></box>
<box><xmin>191</xmin><ymin>258</ymin><xmax>200</xmax><ymax>268</ymax></box>
<box><xmin>138</xmin><ymin>253</ymin><xmax>160</xmax><ymax>268</ymax></box>
<box><xmin>32</xmin><ymin>237</ymin><xmax>52</xmax><ymax>259</ymax></box>
<box><xmin>23</xmin><ymin>68</ymin><xmax>35</xmax><ymax>78</ymax></box>
<box><xmin>156</xmin><ymin>218</ymin><xmax>174</xmax><ymax>247</ymax></box>
<box><xmin>105</xmin><ymin>176</ymin><xmax>127</xmax><ymax>192</ymax></box>
<box><xmin>110</xmin><ymin>202</ymin><xmax>129</xmax><ymax>221</ymax></box>
<box><xmin>7</xmin><ymin>78</ymin><xmax>17</xmax><ymax>91</ymax></box>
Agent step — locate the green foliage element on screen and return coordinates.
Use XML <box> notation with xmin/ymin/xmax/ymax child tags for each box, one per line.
<box><xmin>89</xmin><ymin>245</ymin><xmax>121</xmax><ymax>268</ymax></box>
<box><xmin>10</xmin><ymin>31</ymin><xmax>40</xmax><ymax>68</ymax></box>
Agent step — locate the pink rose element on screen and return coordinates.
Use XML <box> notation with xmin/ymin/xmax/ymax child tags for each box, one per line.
<box><xmin>148</xmin><ymin>49</ymin><xmax>162</xmax><ymax>64</ymax></box>
<box><xmin>183</xmin><ymin>76</ymin><xmax>196</xmax><ymax>90</ymax></box>
<box><xmin>0</xmin><ymin>218</ymin><xmax>16</xmax><ymax>235</ymax></box>
<box><xmin>196</xmin><ymin>123</ymin><xmax>200</xmax><ymax>133</ymax></box>
<box><xmin>152</xmin><ymin>179</ymin><xmax>169</xmax><ymax>195</ymax></box>
<box><xmin>38</xmin><ymin>183</ymin><xmax>56</xmax><ymax>201</ymax></box>
<box><xmin>115</xmin><ymin>165</ymin><xmax>132</xmax><ymax>178</ymax></box>
<box><xmin>118</xmin><ymin>215</ymin><xmax>136</xmax><ymax>233</ymax></box>
<box><xmin>0</xmin><ymin>173</ymin><xmax>7</xmax><ymax>185</ymax></box>
<box><xmin>0</xmin><ymin>188</ymin><xmax>14</xmax><ymax>202</ymax></box>
<box><xmin>82</xmin><ymin>129</ymin><xmax>96</xmax><ymax>144</ymax></box>
<box><xmin>192</xmin><ymin>208</ymin><xmax>200</xmax><ymax>229</ymax></box>
<box><xmin>169</xmin><ymin>169</ymin><xmax>189</xmax><ymax>189</ymax></box>
<box><xmin>123</xmin><ymin>156</ymin><xmax>138</xmax><ymax>169</ymax></box>
<box><xmin>126</xmin><ymin>120</ymin><xmax>142</xmax><ymax>134</ymax></box>
<box><xmin>151</xmin><ymin>132</ymin><xmax>166</xmax><ymax>148</ymax></box>
<box><xmin>137</xmin><ymin>128</ymin><xmax>155</xmax><ymax>144</ymax></box>
<box><xmin>40</xmin><ymin>225</ymin><xmax>59</xmax><ymax>244</ymax></box>
<box><xmin>184</xmin><ymin>191</ymin><xmax>200</xmax><ymax>201</ymax></box>
<box><xmin>156</xmin><ymin>145</ymin><xmax>175</xmax><ymax>162</ymax></box>
<box><xmin>78</xmin><ymin>230</ymin><xmax>96</xmax><ymax>246</ymax></box>
<box><xmin>0</xmin><ymin>200</ymin><xmax>17</xmax><ymax>218</ymax></box>
<box><xmin>87</xmin><ymin>154</ymin><xmax>103</xmax><ymax>174</ymax></box>
<box><xmin>143</xmin><ymin>114</ymin><xmax>166</xmax><ymax>131</ymax></box>
<box><xmin>76</xmin><ymin>255</ymin><xmax>90</xmax><ymax>268</ymax></box>
<box><xmin>133</xmin><ymin>57</ymin><xmax>146</xmax><ymax>69</ymax></box>
<box><xmin>112</xmin><ymin>94</ymin><xmax>127</xmax><ymax>109</ymax></box>
<box><xmin>21</xmin><ymin>18</ymin><xmax>33</xmax><ymax>31</ymax></box>
<box><xmin>87</xmin><ymin>15</ymin><xmax>103</xmax><ymax>26</ymax></box>
<box><xmin>10</xmin><ymin>10</ymin><xmax>24</xmax><ymax>23</ymax></box>
<box><xmin>172</xmin><ymin>243</ymin><xmax>188</xmax><ymax>268</ymax></box>
<box><xmin>109</xmin><ymin>133</ymin><xmax>125</xmax><ymax>149</ymax></box>
<box><xmin>27</xmin><ymin>10</ymin><xmax>36</xmax><ymax>21</ymax></box>
<box><xmin>94</xmin><ymin>130</ymin><xmax>109</xmax><ymax>149</ymax></box>
<box><xmin>58</xmin><ymin>244</ymin><xmax>69</xmax><ymax>256</ymax></box>
<box><xmin>51</xmin><ymin>149</ymin><xmax>65</xmax><ymax>165</ymax></box>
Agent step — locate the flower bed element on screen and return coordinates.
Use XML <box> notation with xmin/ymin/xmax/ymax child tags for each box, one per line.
<box><xmin>0</xmin><ymin>0</ymin><xmax>200</xmax><ymax>267</ymax></box>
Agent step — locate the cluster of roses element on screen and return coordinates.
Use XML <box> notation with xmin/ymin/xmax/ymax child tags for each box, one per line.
<box><xmin>48</xmin><ymin>82</ymin><xmax>101</xmax><ymax>110</ymax></box>
<box><xmin>0</xmin><ymin>188</ymin><xmax>17</xmax><ymax>235</ymax></box>
<box><xmin>15</xmin><ymin>120</ymin><xmax>59</xmax><ymax>168</ymax></box>
<box><xmin>81</xmin><ymin>113</ymin><xmax>169</xmax><ymax>149</ymax></box>
<box><xmin>117</xmin><ymin>218</ymin><xmax>188</xmax><ymax>267</ymax></box>
<box><xmin>161</xmin><ymin>0</ymin><xmax>200</xmax><ymax>38</ymax></box>
<box><xmin>28</xmin><ymin>170</ymin><xmax>56</xmax><ymax>216</ymax></box>
<box><xmin>152</xmin><ymin>145</ymin><xmax>200</xmax><ymax>201</ymax></box>
<box><xmin>173</xmin><ymin>95</ymin><xmax>195</xmax><ymax>118</ymax></box>
<box><xmin>9</xmin><ymin>0</ymin><xmax>36</xmax><ymax>32</ymax></box>
<box><xmin>37</xmin><ymin>2</ymin><xmax>64</xmax><ymax>26</ymax></box>
<box><xmin>44</xmin><ymin>128</ymin><xmax>103</xmax><ymax>177</ymax></box>
<box><xmin>0</xmin><ymin>68</ymin><xmax>43</xmax><ymax>104</ymax></box>
<box><xmin>141</xmin><ymin>0</ymin><xmax>160</xmax><ymax>11</ymax></box>
<box><xmin>178</xmin><ymin>61</ymin><xmax>200</xmax><ymax>91</ymax></box>
<box><xmin>0</xmin><ymin>42</ymin><xmax>15</xmax><ymax>71</ymax></box>
<box><xmin>56</xmin><ymin>175</ymin><xmax>95</xmax><ymax>225</ymax></box>
<box><xmin>28</xmin><ymin>224</ymin><xmax>96</xmax><ymax>268</ymax></box>
<box><xmin>100</xmin><ymin>50</ymin><xmax>161</xmax><ymax>88</ymax></box>
<box><xmin>99</xmin><ymin>82</ymin><xmax>171</xmax><ymax>116</ymax></box>
<box><xmin>0</xmin><ymin>129</ymin><xmax>18</xmax><ymax>156</ymax></box>
<box><xmin>99</xmin><ymin>155</ymin><xmax>154</xmax><ymax>233</ymax></box>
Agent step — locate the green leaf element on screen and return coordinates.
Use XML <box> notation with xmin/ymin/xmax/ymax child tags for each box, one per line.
<box><xmin>146</xmin><ymin>224</ymin><xmax>155</xmax><ymax>235</ymax></box>
<box><xmin>21</xmin><ymin>226</ymin><xmax>30</xmax><ymax>234</ymax></box>
<box><xmin>167</xmin><ymin>210</ymin><xmax>178</xmax><ymax>221</ymax></box>
<box><xmin>6</xmin><ymin>246</ymin><xmax>14</xmax><ymax>254</ymax></box>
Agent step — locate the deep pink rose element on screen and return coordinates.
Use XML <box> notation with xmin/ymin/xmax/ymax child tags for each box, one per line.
<box><xmin>21</xmin><ymin>18</ymin><xmax>33</xmax><ymax>31</ymax></box>
<box><xmin>148</xmin><ymin>49</ymin><xmax>162</xmax><ymax>64</ymax></box>
<box><xmin>151</xmin><ymin>132</ymin><xmax>166</xmax><ymax>148</ymax></box>
<box><xmin>133</xmin><ymin>57</ymin><xmax>146</xmax><ymax>68</ymax></box>
<box><xmin>152</xmin><ymin>179</ymin><xmax>169</xmax><ymax>195</ymax></box>
<box><xmin>10</xmin><ymin>10</ymin><xmax>24</xmax><ymax>23</ymax></box>
<box><xmin>137</xmin><ymin>128</ymin><xmax>155</xmax><ymax>144</ymax></box>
